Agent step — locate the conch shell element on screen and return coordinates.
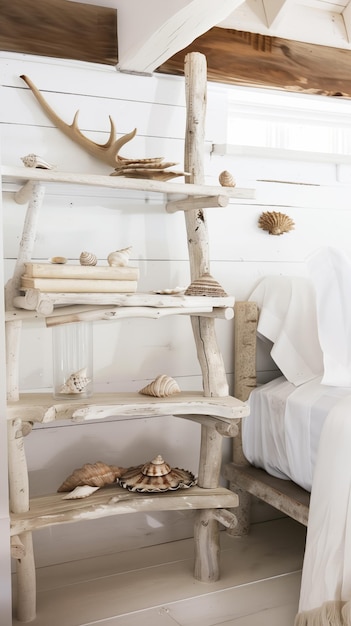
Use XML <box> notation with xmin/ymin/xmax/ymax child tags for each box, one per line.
<box><xmin>139</xmin><ymin>374</ymin><xmax>180</xmax><ymax>398</ymax></box>
<box><xmin>107</xmin><ymin>247</ymin><xmax>132</xmax><ymax>267</ymax></box>
<box><xmin>59</xmin><ymin>367</ymin><xmax>91</xmax><ymax>394</ymax></box>
<box><xmin>58</xmin><ymin>461</ymin><xmax>126</xmax><ymax>492</ymax></box>
<box><xmin>119</xmin><ymin>454</ymin><xmax>197</xmax><ymax>492</ymax></box>
<box><xmin>184</xmin><ymin>273</ymin><xmax>228</xmax><ymax>297</ymax></box>
<box><xmin>219</xmin><ymin>170</ymin><xmax>236</xmax><ymax>187</ymax></box>
<box><xmin>80</xmin><ymin>251</ymin><xmax>97</xmax><ymax>266</ymax></box>
<box><xmin>258</xmin><ymin>211</ymin><xmax>295</xmax><ymax>235</ymax></box>
<box><xmin>21</xmin><ymin>153</ymin><xmax>55</xmax><ymax>169</ymax></box>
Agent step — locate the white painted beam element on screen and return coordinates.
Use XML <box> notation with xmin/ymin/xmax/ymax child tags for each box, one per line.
<box><xmin>342</xmin><ymin>0</ymin><xmax>351</xmax><ymax>42</ymax></box>
<box><xmin>112</xmin><ymin>0</ymin><xmax>246</xmax><ymax>73</ymax></box>
<box><xmin>262</xmin><ymin>0</ymin><xmax>291</xmax><ymax>28</ymax></box>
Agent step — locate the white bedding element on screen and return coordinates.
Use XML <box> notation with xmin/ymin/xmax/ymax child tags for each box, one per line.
<box><xmin>242</xmin><ymin>375</ymin><xmax>351</xmax><ymax>491</ymax></box>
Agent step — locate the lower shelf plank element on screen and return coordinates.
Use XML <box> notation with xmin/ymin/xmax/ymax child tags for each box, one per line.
<box><xmin>224</xmin><ymin>463</ymin><xmax>310</xmax><ymax>526</ymax></box>
<box><xmin>10</xmin><ymin>485</ymin><xmax>239</xmax><ymax>535</ymax></box>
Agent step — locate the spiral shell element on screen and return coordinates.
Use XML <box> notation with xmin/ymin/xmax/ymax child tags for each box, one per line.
<box><xmin>21</xmin><ymin>153</ymin><xmax>55</xmax><ymax>169</ymax></box>
<box><xmin>184</xmin><ymin>273</ymin><xmax>228</xmax><ymax>297</ymax></box>
<box><xmin>59</xmin><ymin>367</ymin><xmax>91</xmax><ymax>394</ymax></box>
<box><xmin>80</xmin><ymin>251</ymin><xmax>97</xmax><ymax>266</ymax></box>
<box><xmin>258</xmin><ymin>211</ymin><xmax>295</xmax><ymax>236</ymax></box>
<box><xmin>139</xmin><ymin>374</ymin><xmax>181</xmax><ymax>398</ymax></box>
<box><xmin>107</xmin><ymin>247</ymin><xmax>132</xmax><ymax>267</ymax></box>
<box><xmin>57</xmin><ymin>461</ymin><xmax>127</xmax><ymax>492</ymax></box>
<box><xmin>219</xmin><ymin>170</ymin><xmax>236</xmax><ymax>187</ymax></box>
<box><xmin>119</xmin><ymin>454</ymin><xmax>197</xmax><ymax>492</ymax></box>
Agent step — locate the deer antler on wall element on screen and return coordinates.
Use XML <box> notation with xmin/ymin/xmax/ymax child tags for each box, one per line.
<box><xmin>20</xmin><ymin>75</ymin><xmax>185</xmax><ymax>180</ymax></box>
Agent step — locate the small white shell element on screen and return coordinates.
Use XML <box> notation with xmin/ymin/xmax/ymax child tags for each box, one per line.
<box><xmin>80</xmin><ymin>251</ymin><xmax>97</xmax><ymax>266</ymax></box>
<box><xmin>59</xmin><ymin>367</ymin><xmax>91</xmax><ymax>394</ymax></box>
<box><xmin>21</xmin><ymin>153</ymin><xmax>55</xmax><ymax>169</ymax></box>
<box><xmin>153</xmin><ymin>286</ymin><xmax>186</xmax><ymax>295</ymax></box>
<box><xmin>107</xmin><ymin>247</ymin><xmax>132</xmax><ymax>267</ymax></box>
<box><xmin>139</xmin><ymin>374</ymin><xmax>181</xmax><ymax>398</ymax></box>
<box><xmin>219</xmin><ymin>170</ymin><xmax>236</xmax><ymax>187</ymax></box>
<box><xmin>62</xmin><ymin>485</ymin><xmax>100</xmax><ymax>500</ymax></box>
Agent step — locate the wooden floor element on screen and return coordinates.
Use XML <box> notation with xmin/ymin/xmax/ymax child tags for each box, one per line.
<box><xmin>12</xmin><ymin>517</ymin><xmax>306</xmax><ymax>626</ymax></box>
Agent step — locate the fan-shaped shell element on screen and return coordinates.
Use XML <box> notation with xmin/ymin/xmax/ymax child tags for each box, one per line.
<box><xmin>119</xmin><ymin>454</ymin><xmax>197</xmax><ymax>492</ymax></box>
<box><xmin>219</xmin><ymin>170</ymin><xmax>236</xmax><ymax>187</ymax></box>
<box><xmin>59</xmin><ymin>367</ymin><xmax>91</xmax><ymax>394</ymax></box>
<box><xmin>139</xmin><ymin>374</ymin><xmax>180</xmax><ymax>398</ymax></box>
<box><xmin>107</xmin><ymin>247</ymin><xmax>132</xmax><ymax>267</ymax></box>
<box><xmin>258</xmin><ymin>211</ymin><xmax>295</xmax><ymax>236</ymax></box>
<box><xmin>184</xmin><ymin>273</ymin><xmax>228</xmax><ymax>297</ymax></box>
<box><xmin>57</xmin><ymin>461</ymin><xmax>127</xmax><ymax>492</ymax></box>
<box><xmin>80</xmin><ymin>251</ymin><xmax>97</xmax><ymax>266</ymax></box>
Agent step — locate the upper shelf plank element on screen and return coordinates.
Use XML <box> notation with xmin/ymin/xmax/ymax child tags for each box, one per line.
<box><xmin>1</xmin><ymin>166</ymin><xmax>255</xmax><ymax>201</ymax></box>
<box><xmin>7</xmin><ymin>391</ymin><xmax>249</xmax><ymax>424</ymax></box>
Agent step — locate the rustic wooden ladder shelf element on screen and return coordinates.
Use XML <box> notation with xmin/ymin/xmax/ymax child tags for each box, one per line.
<box><xmin>4</xmin><ymin>53</ymin><xmax>253</xmax><ymax>622</ymax></box>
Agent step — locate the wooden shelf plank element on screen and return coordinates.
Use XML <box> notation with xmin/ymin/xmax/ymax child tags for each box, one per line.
<box><xmin>7</xmin><ymin>391</ymin><xmax>249</xmax><ymax>424</ymax></box>
<box><xmin>10</xmin><ymin>485</ymin><xmax>239</xmax><ymax>535</ymax></box>
<box><xmin>1</xmin><ymin>166</ymin><xmax>255</xmax><ymax>200</ymax></box>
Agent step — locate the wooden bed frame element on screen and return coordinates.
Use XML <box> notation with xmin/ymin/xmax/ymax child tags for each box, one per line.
<box><xmin>224</xmin><ymin>301</ymin><xmax>311</xmax><ymax>533</ymax></box>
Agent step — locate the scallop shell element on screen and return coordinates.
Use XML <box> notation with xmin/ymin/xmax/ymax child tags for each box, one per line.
<box><xmin>59</xmin><ymin>367</ymin><xmax>91</xmax><ymax>394</ymax></box>
<box><xmin>258</xmin><ymin>211</ymin><xmax>295</xmax><ymax>236</ymax></box>
<box><xmin>184</xmin><ymin>273</ymin><xmax>228</xmax><ymax>297</ymax></box>
<box><xmin>219</xmin><ymin>170</ymin><xmax>236</xmax><ymax>187</ymax></box>
<box><xmin>21</xmin><ymin>153</ymin><xmax>55</xmax><ymax>169</ymax></box>
<box><xmin>139</xmin><ymin>374</ymin><xmax>181</xmax><ymax>398</ymax></box>
<box><xmin>119</xmin><ymin>454</ymin><xmax>197</xmax><ymax>492</ymax></box>
<box><xmin>107</xmin><ymin>247</ymin><xmax>132</xmax><ymax>267</ymax></box>
<box><xmin>80</xmin><ymin>251</ymin><xmax>97</xmax><ymax>266</ymax></box>
<box><xmin>57</xmin><ymin>461</ymin><xmax>127</xmax><ymax>492</ymax></box>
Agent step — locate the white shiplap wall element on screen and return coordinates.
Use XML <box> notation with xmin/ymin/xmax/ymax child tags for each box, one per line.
<box><xmin>2</xmin><ymin>51</ymin><xmax>351</xmax><ymax>570</ymax></box>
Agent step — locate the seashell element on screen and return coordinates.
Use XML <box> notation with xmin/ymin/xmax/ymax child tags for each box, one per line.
<box><xmin>219</xmin><ymin>170</ymin><xmax>236</xmax><ymax>187</ymax></box>
<box><xmin>80</xmin><ymin>251</ymin><xmax>97</xmax><ymax>266</ymax></box>
<box><xmin>61</xmin><ymin>485</ymin><xmax>100</xmax><ymax>500</ymax></box>
<box><xmin>119</xmin><ymin>454</ymin><xmax>197</xmax><ymax>492</ymax></box>
<box><xmin>107</xmin><ymin>247</ymin><xmax>132</xmax><ymax>267</ymax></box>
<box><xmin>184</xmin><ymin>273</ymin><xmax>228</xmax><ymax>297</ymax></box>
<box><xmin>49</xmin><ymin>256</ymin><xmax>67</xmax><ymax>264</ymax></box>
<box><xmin>139</xmin><ymin>374</ymin><xmax>181</xmax><ymax>398</ymax></box>
<box><xmin>57</xmin><ymin>461</ymin><xmax>127</xmax><ymax>492</ymax></box>
<box><xmin>258</xmin><ymin>211</ymin><xmax>295</xmax><ymax>236</ymax></box>
<box><xmin>21</xmin><ymin>153</ymin><xmax>55</xmax><ymax>169</ymax></box>
<box><xmin>59</xmin><ymin>367</ymin><xmax>91</xmax><ymax>394</ymax></box>
<box><xmin>153</xmin><ymin>286</ymin><xmax>186</xmax><ymax>295</ymax></box>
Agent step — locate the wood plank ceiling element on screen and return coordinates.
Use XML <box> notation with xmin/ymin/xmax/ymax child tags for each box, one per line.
<box><xmin>2</xmin><ymin>0</ymin><xmax>351</xmax><ymax>96</ymax></box>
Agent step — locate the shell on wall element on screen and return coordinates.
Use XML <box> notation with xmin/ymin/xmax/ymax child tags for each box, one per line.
<box><xmin>57</xmin><ymin>461</ymin><xmax>127</xmax><ymax>492</ymax></box>
<box><xmin>258</xmin><ymin>211</ymin><xmax>295</xmax><ymax>235</ymax></box>
<box><xmin>139</xmin><ymin>374</ymin><xmax>180</xmax><ymax>398</ymax></box>
<box><xmin>80</xmin><ymin>251</ymin><xmax>97</xmax><ymax>266</ymax></box>
<box><xmin>107</xmin><ymin>246</ymin><xmax>132</xmax><ymax>267</ymax></box>
<box><xmin>184</xmin><ymin>273</ymin><xmax>228</xmax><ymax>297</ymax></box>
<box><xmin>119</xmin><ymin>454</ymin><xmax>197</xmax><ymax>493</ymax></box>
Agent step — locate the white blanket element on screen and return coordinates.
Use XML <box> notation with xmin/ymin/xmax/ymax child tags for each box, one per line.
<box><xmin>295</xmin><ymin>394</ymin><xmax>351</xmax><ymax>625</ymax></box>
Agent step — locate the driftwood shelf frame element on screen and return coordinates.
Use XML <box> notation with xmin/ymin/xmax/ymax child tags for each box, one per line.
<box><xmin>224</xmin><ymin>301</ymin><xmax>311</xmax><ymax>535</ymax></box>
<box><xmin>3</xmin><ymin>53</ymin><xmax>254</xmax><ymax>622</ymax></box>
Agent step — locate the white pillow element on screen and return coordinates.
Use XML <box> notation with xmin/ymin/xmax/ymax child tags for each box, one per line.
<box><xmin>307</xmin><ymin>247</ymin><xmax>351</xmax><ymax>387</ymax></box>
<box><xmin>248</xmin><ymin>276</ymin><xmax>323</xmax><ymax>386</ymax></box>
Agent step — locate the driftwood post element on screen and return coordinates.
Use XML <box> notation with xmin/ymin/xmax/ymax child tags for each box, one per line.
<box><xmin>184</xmin><ymin>52</ymin><xmax>231</xmax><ymax>581</ymax></box>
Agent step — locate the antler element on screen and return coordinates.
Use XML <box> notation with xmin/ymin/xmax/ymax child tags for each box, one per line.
<box><xmin>20</xmin><ymin>74</ymin><xmax>137</xmax><ymax>168</ymax></box>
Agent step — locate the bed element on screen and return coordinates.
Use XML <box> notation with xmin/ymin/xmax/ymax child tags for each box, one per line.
<box><xmin>224</xmin><ymin>246</ymin><xmax>351</xmax><ymax>624</ymax></box>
